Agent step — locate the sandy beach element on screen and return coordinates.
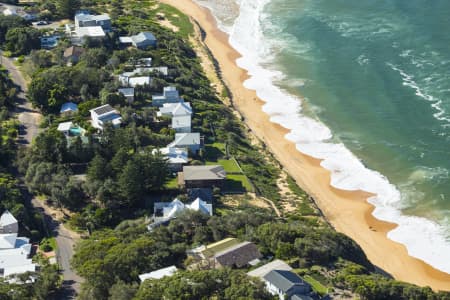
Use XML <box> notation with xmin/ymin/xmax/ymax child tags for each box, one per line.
<box><xmin>160</xmin><ymin>0</ymin><xmax>450</xmax><ymax>291</ymax></box>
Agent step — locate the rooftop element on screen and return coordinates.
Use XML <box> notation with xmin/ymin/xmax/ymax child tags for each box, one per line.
<box><xmin>214</xmin><ymin>241</ymin><xmax>262</xmax><ymax>268</ymax></box>
<box><xmin>202</xmin><ymin>238</ymin><xmax>241</xmax><ymax>258</ymax></box>
<box><xmin>132</xmin><ymin>31</ymin><xmax>156</xmax><ymax>43</ymax></box>
<box><xmin>63</xmin><ymin>46</ymin><xmax>84</xmax><ymax>58</ymax></box>
<box><xmin>77</xmin><ymin>26</ymin><xmax>105</xmax><ymax>37</ymax></box>
<box><xmin>90</xmin><ymin>104</ymin><xmax>116</xmax><ymax>116</ymax></box>
<box><xmin>57</xmin><ymin>121</ymin><xmax>74</xmax><ymax>132</ymax></box>
<box><xmin>168</xmin><ymin>133</ymin><xmax>200</xmax><ymax>147</ymax></box>
<box><xmin>60</xmin><ymin>102</ymin><xmax>78</xmax><ymax>113</ymax></box>
<box><xmin>183</xmin><ymin>165</ymin><xmax>226</xmax><ymax>181</ymax></box>
<box><xmin>263</xmin><ymin>270</ymin><xmax>310</xmax><ymax>293</ymax></box>
<box><xmin>118</xmin><ymin>87</ymin><xmax>135</xmax><ymax>96</ymax></box>
<box><xmin>0</xmin><ymin>211</ymin><xmax>17</xmax><ymax>227</ymax></box>
<box><xmin>247</xmin><ymin>259</ymin><xmax>293</xmax><ymax>278</ymax></box>
<box><xmin>138</xmin><ymin>265</ymin><xmax>177</xmax><ymax>282</ymax></box>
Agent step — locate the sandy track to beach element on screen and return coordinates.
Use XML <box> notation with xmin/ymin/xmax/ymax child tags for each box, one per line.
<box><xmin>159</xmin><ymin>0</ymin><xmax>450</xmax><ymax>291</ymax></box>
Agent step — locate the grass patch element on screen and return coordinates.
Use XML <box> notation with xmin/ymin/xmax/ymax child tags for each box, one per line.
<box><xmin>203</xmin><ymin>143</ymin><xmax>226</xmax><ymax>161</ymax></box>
<box><xmin>40</xmin><ymin>237</ymin><xmax>57</xmax><ymax>252</ymax></box>
<box><xmin>304</xmin><ymin>274</ymin><xmax>328</xmax><ymax>296</ymax></box>
<box><xmin>156</xmin><ymin>3</ymin><xmax>194</xmax><ymax>38</ymax></box>
<box><xmin>206</xmin><ymin>159</ymin><xmax>241</xmax><ymax>173</ymax></box>
<box><xmin>164</xmin><ymin>176</ymin><xmax>179</xmax><ymax>190</ymax></box>
<box><xmin>287</xmin><ymin>176</ymin><xmax>308</xmax><ymax>199</ymax></box>
<box><xmin>225</xmin><ymin>174</ymin><xmax>254</xmax><ymax>193</ymax></box>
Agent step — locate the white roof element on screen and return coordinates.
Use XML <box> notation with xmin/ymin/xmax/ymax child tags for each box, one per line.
<box><xmin>3</xmin><ymin>8</ymin><xmax>17</xmax><ymax>16</ymax></box>
<box><xmin>155</xmin><ymin>147</ymin><xmax>188</xmax><ymax>164</ymax></box>
<box><xmin>4</xmin><ymin>264</ymin><xmax>36</xmax><ymax>277</ymax></box>
<box><xmin>0</xmin><ymin>233</ymin><xmax>18</xmax><ymax>249</ymax></box>
<box><xmin>57</xmin><ymin>121</ymin><xmax>73</xmax><ymax>132</ymax></box>
<box><xmin>168</xmin><ymin>133</ymin><xmax>200</xmax><ymax>148</ymax></box>
<box><xmin>118</xmin><ymin>87</ymin><xmax>135</xmax><ymax>97</ymax></box>
<box><xmin>0</xmin><ymin>211</ymin><xmax>17</xmax><ymax>227</ymax></box>
<box><xmin>158</xmin><ymin>102</ymin><xmax>192</xmax><ymax>117</ymax></box>
<box><xmin>247</xmin><ymin>259</ymin><xmax>293</xmax><ymax>278</ymax></box>
<box><xmin>139</xmin><ymin>265</ymin><xmax>177</xmax><ymax>282</ymax></box>
<box><xmin>186</xmin><ymin>198</ymin><xmax>213</xmax><ymax>216</ymax></box>
<box><xmin>60</xmin><ymin>102</ymin><xmax>78</xmax><ymax>113</ymax></box>
<box><xmin>119</xmin><ymin>36</ymin><xmax>133</xmax><ymax>44</ymax></box>
<box><xmin>77</xmin><ymin>26</ymin><xmax>105</xmax><ymax>37</ymax></box>
<box><xmin>172</xmin><ymin>115</ymin><xmax>191</xmax><ymax>130</ymax></box>
<box><xmin>128</xmin><ymin>76</ymin><xmax>151</xmax><ymax>87</ymax></box>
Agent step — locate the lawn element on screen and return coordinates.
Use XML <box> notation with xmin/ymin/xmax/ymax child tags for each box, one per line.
<box><xmin>207</xmin><ymin>159</ymin><xmax>241</xmax><ymax>173</ymax></box>
<box><xmin>225</xmin><ymin>174</ymin><xmax>254</xmax><ymax>193</ymax></box>
<box><xmin>303</xmin><ymin>275</ymin><xmax>328</xmax><ymax>295</ymax></box>
<box><xmin>40</xmin><ymin>237</ymin><xmax>57</xmax><ymax>253</ymax></box>
<box><xmin>203</xmin><ymin>143</ymin><xmax>226</xmax><ymax>161</ymax></box>
<box><xmin>164</xmin><ymin>176</ymin><xmax>179</xmax><ymax>190</ymax></box>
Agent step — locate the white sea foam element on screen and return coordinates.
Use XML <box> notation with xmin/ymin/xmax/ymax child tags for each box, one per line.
<box><xmin>197</xmin><ymin>0</ymin><xmax>450</xmax><ymax>274</ymax></box>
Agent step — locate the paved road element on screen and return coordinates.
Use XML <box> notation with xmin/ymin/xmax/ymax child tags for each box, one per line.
<box><xmin>1</xmin><ymin>54</ymin><xmax>82</xmax><ymax>298</ymax></box>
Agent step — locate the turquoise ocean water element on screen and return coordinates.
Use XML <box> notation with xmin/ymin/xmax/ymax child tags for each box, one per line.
<box><xmin>196</xmin><ymin>0</ymin><xmax>450</xmax><ymax>273</ymax></box>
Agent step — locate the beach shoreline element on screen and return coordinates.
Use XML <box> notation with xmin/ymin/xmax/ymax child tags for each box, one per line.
<box><xmin>159</xmin><ymin>0</ymin><xmax>450</xmax><ymax>291</ymax></box>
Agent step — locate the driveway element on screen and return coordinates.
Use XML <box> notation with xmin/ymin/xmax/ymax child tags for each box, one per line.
<box><xmin>2</xmin><ymin>53</ymin><xmax>83</xmax><ymax>298</ymax></box>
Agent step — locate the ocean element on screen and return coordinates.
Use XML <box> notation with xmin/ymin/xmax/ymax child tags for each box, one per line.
<box><xmin>195</xmin><ymin>0</ymin><xmax>450</xmax><ymax>274</ymax></box>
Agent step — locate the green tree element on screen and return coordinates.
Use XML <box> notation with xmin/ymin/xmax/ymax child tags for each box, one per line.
<box><xmin>56</xmin><ymin>0</ymin><xmax>81</xmax><ymax>18</ymax></box>
<box><xmin>5</xmin><ymin>27</ymin><xmax>41</xmax><ymax>56</ymax></box>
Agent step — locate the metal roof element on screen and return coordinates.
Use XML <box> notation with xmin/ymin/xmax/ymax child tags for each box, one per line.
<box><xmin>182</xmin><ymin>165</ymin><xmax>226</xmax><ymax>181</ymax></box>
<box><xmin>263</xmin><ymin>270</ymin><xmax>310</xmax><ymax>293</ymax></box>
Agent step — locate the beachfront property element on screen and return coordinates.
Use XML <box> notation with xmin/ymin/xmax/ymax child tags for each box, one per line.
<box><xmin>60</xmin><ymin>102</ymin><xmax>78</xmax><ymax>115</ymax></box>
<box><xmin>167</xmin><ymin>133</ymin><xmax>201</xmax><ymax>154</ymax></box>
<box><xmin>118</xmin><ymin>70</ymin><xmax>152</xmax><ymax>87</ymax></box>
<box><xmin>178</xmin><ymin>165</ymin><xmax>226</xmax><ymax>189</ymax></box>
<box><xmin>247</xmin><ymin>259</ymin><xmax>293</xmax><ymax>278</ymax></box>
<box><xmin>187</xmin><ymin>238</ymin><xmax>261</xmax><ymax>269</ymax></box>
<box><xmin>63</xmin><ymin>46</ymin><xmax>85</xmax><ymax>65</ymax></box>
<box><xmin>134</xmin><ymin>57</ymin><xmax>152</xmax><ymax>67</ymax></box>
<box><xmin>153</xmin><ymin>147</ymin><xmax>188</xmax><ymax>171</ymax></box>
<box><xmin>138</xmin><ymin>265</ymin><xmax>177</xmax><ymax>283</ymax></box>
<box><xmin>152</xmin><ymin>86</ymin><xmax>184</xmax><ymax>107</ymax></box>
<box><xmin>263</xmin><ymin>270</ymin><xmax>311</xmax><ymax>300</ymax></box>
<box><xmin>148</xmin><ymin>198</ymin><xmax>213</xmax><ymax>231</ymax></box>
<box><xmin>118</xmin><ymin>87</ymin><xmax>135</xmax><ymax>104</ymax></box>
<box><xmin>0</xmin><ymin>211</ymin><xmax>36</xmax><ymax>280</ymax></box>
<box><xmin>90</xmin><ymin>104</ymin><xmax>122</xmax><ymax>130</ymax></box>
<box><xmin>158</xmin><ymin>102</ymin><xmax>192</xmax><ymax>133</ymax></box>
<box><xmin>119</xmin><ymin>32</ymin><xmax>157</xmax><ymax>49</ymax></box>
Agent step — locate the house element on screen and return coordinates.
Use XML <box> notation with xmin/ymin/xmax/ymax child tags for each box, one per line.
<box><xmin>153</xmin><ymin>198</ymin><xmax>213</xmax><ymax>222</ymax></box>
<box><xmin>76</xmin><ymin>26</ymin><xmax>106</xmax><ymax>41</ymax></box>
<box><xmin>148</xmin><ymin>197</ymin><xmax>212</xmax><ymax>231</ymax></box>
<box><xmin>138</xmin><ymin>265</ymin><xmax>177</xmax><ymax>282</ymax></box>
<box><xmin>154</xmin><ymin>147</ymin><xmax>188</xmax><ymax>171</ymax></box>
<box><xmin>189</xmin><ymin>237</ymin><xmax>241</xmax><ymax>260</ymax></box>
<box><xmin>40</xmin><ymin>35</ymin><xmax>59</xmax><ymax>49</ymax></box>
<box><xmin>118</xmin><ymin>87</ymin><xmax>135</xmax><ymax>104</ymax></box>
<box><xmin>178</xmin><ymin>165</ymin><xmax>226</xmax><ymax>189</ymax></box>
<box><xmin>263</xmin><ymin>270</ymin><xmax>311</xmax><ymax>300</ymax></box>
<box><xmin>214</xmin><ymin>241</ymin><xmax>262</xmax><ymax>268</ymax></box>
<box><xmin>2</xmin><ymin>8</ymin><xmax>17</xmax><ymax>16</ymax></box>
<box><xmin>135</xmin><ymin>57</ymin><xmax>152</xmax><ymax>67</ymax></box>
<box><xmin>0</xmin><ymin>211</ymin><xmax>36</xmax><ymax>280</ymax></box>
<box><xmin>74</xmin><ymin>13</ymin><xmax>111</xmax><ymax>32</ymax></box>
<box><xmin>120</xmin><ymin>32</ymin><xmax>157</xmax><ymax>49</ymax></box>
<box><xmin>158</xmin><ymin>102</ymin><xmax>192</xmax><ymax>133</ymax></box>
<box><xmin>148</xmin><ymin>66</ymin><xmax>169</xmax><ymax>76</ymax></box>
<box><xmin>63</xmin><ymin>46</ymin><xmax>85</xmax><ymax>64</ymax></box>
<box><xmin>187</xmin><ymin>188</ymin><xmax>213</xmax><ymax>202</ymax></box>
<box><xmin>152</xmin><ymin>86</ymin><xmax>184</xmax><ymax>107</ymax></box>
<box><xmin>167</xmin><ymin>133</ymin><xmax>201</xmax><ymax>153</ymax></box>
<box><xmin>0</xmin><ymin>210</ymin><xmax>18</xmax><ymax>234</ymax></box>
<box><xmin>60</xmin><ymin>102</ymin><xmax>78</xmax><ymax>114</ymax></box>
<box><xmin>90</xmin><ymin>104</ymin><xmax>122</xmax><ymax>130</ymax></box>
<box><xmin>119</xmin><ymin>72</ymin><xmax>152</xmax><ymax>87</ymax></box>
<box><xmin>247</xmin><ymin>259</ymin><xmax>293</xmax><ymax>278</ymax></box>
<box><xmin>57</xmin><ymin>122</ymin><xmax>86</xmax><ymax>137</ymax></box>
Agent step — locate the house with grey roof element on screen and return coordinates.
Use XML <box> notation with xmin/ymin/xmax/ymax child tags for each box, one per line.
<box><xmin>90</xmin><ymin>104</ymin><xmax>122</xmax><ymax>130</ymax></box>
<box><xmin>0</xmin><ymin>211</ymin><xmax>18</xmax><ymax>234</ymax></box>
<box><xmin>75</xmin><ymin>13</ymin><xmax>111</xmax><ymax>32</ymax></box>
<box><xmin>213</xmin><ymin>241</ymin><xmax>262</xmax><ymax>268</ymax></box>
<box><xmin>167</xmin><ymin>133</ymin><xmax>201</xmax><ymax>153</ymax></box>
<box><xmin>158</xmin><ymin>102</ymin><xmax>193</xmax><ymax>133</ymax></box>
<box><xmin>120</xmin><ymin>32</ymin><xmax>157</xmax><ymax>49</ymax></box>
<box><xmin>263</xmin><ymin>270</ymin><xmax>311</xmax><ymax>300</ymax></box>
<box><xmin>118</xmin><ymin>87</ymin><xmax>135</xmax><ymax>104</ymax></box>
<box><xmin>152</xmin><ymin>86</ymin><xmax>184</xmax><ymax>107</ymax></box>
<box><xmin>178</xmin><ymin>165</ymin><xmax>226</xmax><ymax>188</ymax></box>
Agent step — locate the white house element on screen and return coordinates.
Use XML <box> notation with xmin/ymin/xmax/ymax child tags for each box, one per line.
<box><xmin>152</xmin><ymin>86</ymin><xmax>184</xmax><ymax>107</ymax></box>
<box><xmin>153</xmin><ymin>147</ymin><xmax>188</xmax><ymax>171</ymax></box>
<box><xmin>263</xmin><ymin>270</ymin><xmax>311</xmax><ymax>300</ymax></box>
<box><xmin>167</xmin><ymin>133</ymin><xmax>201</xmax><ymax>153</ymax></box>
<box><xmin>152</xmin><ymin>198</ymin><xmax>213</xmax><ymax>223</ymax></box>
<box><xmin>60</xmin><ymin>102</ymin><xmax>78</xmax><ymax>114</ymax></box>
<box><xmin>57</xmin><ymin>121</ymin><xmax>74</xmax><ymax>136</ymax></box>
<box><xmin>247</xmin><ymin>259</ymin><xmax>293</xmax><ymax>279</ymax></box>
<box><xmin>158</xmin><ymin>102</ymin><xmax>192</xmax><ymax>133</ymax></box>
<box><xmin>74</xmin><ymin>13</ymin><xmax>111</xmax><ymax>32</ymax></box>
<box><xmin>119</xmin><ymin>74</ymin><xmax>151</xmax><ymax>87</ymax></box>
<box><xmin>0</xmin><ymin>211</ymin><xmax>36</xmax><ymax>280</ymax></box>
<box><xmin>90</xmin><ymin>104</ymin><xmax>122</xmax><ymax>130</ymax></box>
<box><xmin>138</xmin><ymin>265</ymin><xmax>177</xmax><ymax>282</ymax></box>
<box><xmin>120</xmin><ymin>32</ymin><xmax>157</xmax><ymax>49</ymax></box>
